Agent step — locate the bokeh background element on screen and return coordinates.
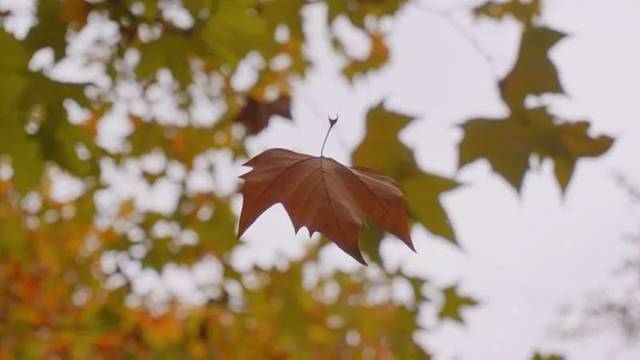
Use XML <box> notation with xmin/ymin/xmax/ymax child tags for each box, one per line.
<box><xmin>1</xmin><ymin>0</ymin><xmax>639</xmax><ymax>359</ymax></box>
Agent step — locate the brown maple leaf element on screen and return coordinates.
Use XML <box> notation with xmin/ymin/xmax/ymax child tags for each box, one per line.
<box><xmin>234</xmin><ymin>96</ymin><xmax>292</xmax><ymax>135</ymax></box>
<box><xmin>238</xmin><ymin>148</ymin><xmax>414</xmax><ymax>264</ymax></box>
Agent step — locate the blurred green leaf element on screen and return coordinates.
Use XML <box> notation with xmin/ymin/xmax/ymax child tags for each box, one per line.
<box><xmin>459</xmin><ymin>107</ymin><xmax>613</xmax><ymax>192</ymax></box>
<box><xmin>474</xmin><ymin>0</ymin><xmax>541</xmax><ymax>24</ymax></box>
<box><xmin>183</xmin><ymin>0</ymin><xmax>218</xmax><ymax>16</ymax></box>
<box><xmin>0</xmin><ymin>30</ymin><xmax>43</xmax><ymax>192</ymax></box>
<box><xmin>341</xmin><ymin>32</ymin><xmax>390</xmax><ymax>81</ymax></box>
<box><xmin>190</xmin><ymin>198</ymin><xmax>238</xmax><ymax>256</ymax></box>
<box><xmin>438</xmin><ymin>286</ymin><xmax>478</xmax><ymax>323</ymax></box>
<box><xmin>26</xmin><ymin>0</ymin><xmax>77</xmax><ymax>59</ymax></box>
<box><xmin>531</xmin><ymin>353</ymin><xmax>565</xmax><ymax>360</ymax></box>
<box><xmin>259</xmin><ymin>0</ymin><xmax>305</xmax><ymax>39</ymax></box>
<box><xmin>19</xmin><ymin>75</ymin><xmax>97</xmax><ymax>177</ymax></box>
<box><xmin>402</xmin><ymin>174</ymin><xmax>458</xmax><ymax>241</ymax></box>
<box><xmin>353</xmin><ymin>103</ymin><xmax>459</xmax><ymax>246</ymax></box>
<box><xmin>357</xmin><ymin>224</ymin><xmax>385</xmax><ymax>264</ymax></box>
<box><xmin>325</xmin><ymin>0</ymin><xmax>408</xmax><ymax>27</ymax></box>
<box><xmin>203</xmin><ymin>0</ymin><xmax>274</xmax><ymax>67</ymax></box>
<box><xmin>500</xmin><ymin>27</ymin><xmax>566</xmax><ymax>111</ymax></box>
<box><xmin>137</xmin><ymin>32</ymin><xmax>210</xmax><ymax>88</ymax></box>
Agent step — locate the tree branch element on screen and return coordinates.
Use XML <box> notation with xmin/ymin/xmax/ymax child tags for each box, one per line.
<box><xmin>411</xmin><ymin>1</ymin><xmax>498</xmax><ymax>78</ymax></box>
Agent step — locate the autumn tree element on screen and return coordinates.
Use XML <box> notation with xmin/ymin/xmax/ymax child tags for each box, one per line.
<box><xmin>0</xmin><ymin>0</ymin><xmax>610</xmax><ymax>358</ymax></box>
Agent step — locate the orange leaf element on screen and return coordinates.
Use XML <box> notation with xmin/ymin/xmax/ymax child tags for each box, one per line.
<box><xmin>238</xmin><ymin>148</ymin><xmax>413</xmax><ymax>264</ymax></box>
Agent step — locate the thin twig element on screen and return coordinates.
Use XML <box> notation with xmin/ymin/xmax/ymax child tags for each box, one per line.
<box><xmin>614</xmin><ymin>173</ymin><xmax>640</xmax><ymax>204</ymax></box>
<box><xmin>412</xmin><ymin>1</ymin><xmax>498</xmax><ymax>77</ymax></box>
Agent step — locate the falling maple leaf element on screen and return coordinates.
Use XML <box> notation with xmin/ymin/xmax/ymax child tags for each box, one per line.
<box><xmin>237</xmin><ymin>148</ymin><xmax>414</xmax><ymax>264</ymax></box>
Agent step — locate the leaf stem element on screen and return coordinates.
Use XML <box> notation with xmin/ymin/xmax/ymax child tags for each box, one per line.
<box><xmin>320</xmin><ymin>115</ymin><xmax>338</xmax><ymax>157</ymax></box>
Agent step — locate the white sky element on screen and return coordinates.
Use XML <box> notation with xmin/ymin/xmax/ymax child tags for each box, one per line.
<box><xmin>241</xmin><ymin>0</ymin><xmax>640</xmax><ymax>358</ymax></box>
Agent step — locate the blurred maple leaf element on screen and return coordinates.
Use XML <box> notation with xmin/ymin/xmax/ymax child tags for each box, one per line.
<box><xmin>458</xmin><ymin>24</ymin><xmax>613</xmax><ymax>192</ymax></box>
<box><xmin>531</xmin><ymin>353</ymin><xmax>565</xmax><ymax>360</ymax></box>
<box><xmin>233</xmin><ymin>96</ymin><xmax>292</xmax><ymax>135</ymax></box>
<box><xmin>353</xmin><ymin>103</ymin><xmax>459</xmax><ymax>255</ymax></box>
<box><xmin>500</xmin><ymin>26</ymin><xmax>566</xmax><ymax>110</ymax></box>
<box><xmin>438</xmin><ymin>285</ymin><xmax>478</xmax><ymax>323</ymax></box>
<box><xmin>341</xmin><ymin>32</ymin><xmax>390</xmax><ymax>81</ymax></box>
<box><xmin>459</xmin><ymin>108</ymin><xmax>613</xmax><ymax>192</ymax></box>
<box><xmin>473</xmin><ymin>0</ymin><xmax>541</xmax><ymax>24</ymax></box>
